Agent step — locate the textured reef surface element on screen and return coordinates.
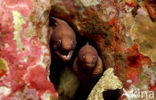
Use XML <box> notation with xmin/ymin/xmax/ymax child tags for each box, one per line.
<box><xmin>52</xmin><ymin>0</ymin><xmax>156</xmax><ymax>100</ymax></box>
<box><xmin>0</xmin><ymin>0</ymin><xmax>57</xmax><ymax>99</ymax></box>
<box><xmin>0</xmin><ymin>0</ymin><xmax>156</xmax><ymax>100</ymax></box>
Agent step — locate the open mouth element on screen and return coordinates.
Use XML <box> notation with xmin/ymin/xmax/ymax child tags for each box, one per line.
<box><xmin>55</xmin><ymin>50</ymin><xmax>73</xmax><ymax>61</ymax></box>
<box><xmin>85</xmin><ymin>63</ymin><xmax>96</xmax><ymax>68</ymax></box>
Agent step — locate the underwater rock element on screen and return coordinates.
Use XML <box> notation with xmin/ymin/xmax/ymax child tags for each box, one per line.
<box><xmin>0</xmin><ymin>0</ymin><xmax>58</xmax><ymax>99</ymax></box>
<box><xmin>52</xmin><ymin>0</ymin><xmax>156</xmax><ymax>99</ymax></box>
<box><xmin>87</xmin><ymin>68</ymin><xmax>122</xmax><ymax>100</ymax></box>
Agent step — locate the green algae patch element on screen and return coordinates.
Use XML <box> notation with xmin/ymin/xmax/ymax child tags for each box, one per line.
<box><xmin>79</xmin><ymin>0</ymin><xmax>101</xmax><ymax>7</ymax></box>
<box><xmin>12</xmin><ymin>11</ymin><xmax>26</xmax><ymax>50</ymax></box>
<box><xmin>0</xmin><ymin>58</ymin><xmax>8</xmax><ymax>77</ymax></box>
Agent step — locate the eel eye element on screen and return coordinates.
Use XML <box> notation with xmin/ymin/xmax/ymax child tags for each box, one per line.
<box><xmin>93</xmin><ymin>56</ymin><xmax>95</xmax><ymax>59</ymax></box>
<box><xmin>57</xmin><ymin>40</ymin><xmax>61</xmax><ymax>46</ymax></box>
<box><xmin>82</xmin><ymin>56</ymin><xmax>85</xmax><ymax>59</ymax></box>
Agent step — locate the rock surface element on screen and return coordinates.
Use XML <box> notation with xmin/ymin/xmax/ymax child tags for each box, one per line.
<box><xmin>87</xmin><ymin>68</ymin><xmax>122</xmax><ymax>100</ymax></box>
<box><xmin>0</xmin><ymin>0</ymin><xmax>58</xmax><ymax>99</ymax></box>
<box><xmin>52</xmin><ymin>0</ymin><xmax>156</xmax><ymax>99</ymax></box>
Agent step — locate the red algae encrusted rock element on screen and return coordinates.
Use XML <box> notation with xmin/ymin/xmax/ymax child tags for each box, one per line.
<box><xmin>52</xmin><ymin>0</ymin><xmax>156</xmax><ymax>99</ymax></box>
<box><xmin>0</xmin><ymin>0</ymin><xmax>58</xmax><ymax>100</ymax></box>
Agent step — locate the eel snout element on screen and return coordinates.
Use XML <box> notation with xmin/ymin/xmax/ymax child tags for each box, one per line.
<box><xmin>51</xmin><ymin>17</ymin><xmax>76</xmax><ymax>62</ymax></box>
<box><xmin>55</xmin><ymin>37</ymin><xmax>76</xmax><ymax>62</ymax></box>
<box><xmin>79</xmin><ymin>53</ymin><xmax>98</xmax><ymax>74</ymax></box>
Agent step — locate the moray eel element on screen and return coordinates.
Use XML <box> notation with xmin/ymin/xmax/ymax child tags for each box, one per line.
<box><xmin>73</xmin><ymin>43</ymin><xmax>103</xmax><ymax>78</ymax></box>
<box><xmin>51</xmin><ymin>17</ymin><xmax>77</xmax><ymax>62</ymax></box>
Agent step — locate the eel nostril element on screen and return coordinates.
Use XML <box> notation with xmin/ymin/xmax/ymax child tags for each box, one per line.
<box><xmin>83</xmin><ymin>55</ymin><xmax>85</xmax><ymax>60</ymax></box>
<box><xmin>71</xmin><ymin>40</ymin><xmax>73</xmax><ymax>44</ymax></box>
<box><xmin>93</xmin><ymin>56</ymin><xmax>95</xmax><ymax>60</ymax></box>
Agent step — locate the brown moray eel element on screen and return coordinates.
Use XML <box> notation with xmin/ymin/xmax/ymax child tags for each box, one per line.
<box><xmin>51</xmin><ymin>17</ymin><xmax>77</xmax><ymax>62</ymax></box>
<box><xmin>73</xmin><ymin>43</ymin><xmax>103</xmax><ymax>79</ymax></box>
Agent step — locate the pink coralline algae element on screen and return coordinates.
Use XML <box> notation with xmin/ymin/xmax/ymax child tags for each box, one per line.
<box><xmin>0</xmin><ymin>0</ymin><xmax>58</xmax><ymax>100</ymax></box>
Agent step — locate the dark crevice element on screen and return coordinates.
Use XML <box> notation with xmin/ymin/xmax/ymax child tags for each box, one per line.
<box><xmin>103</xmin><ymin>89</ymin><xmax>121</xmax><ymax>100</ymax></box>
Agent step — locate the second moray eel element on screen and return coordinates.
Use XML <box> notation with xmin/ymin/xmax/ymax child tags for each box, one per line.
<box><xmin>73</xmin><ymin>43</ymin><xmax>103</xmax><ymax>79</ymax></box>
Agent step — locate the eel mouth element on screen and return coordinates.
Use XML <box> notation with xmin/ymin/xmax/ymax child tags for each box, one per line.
<box><xmin>84</xmin><ymin>63</ymin><xmax>96</xmax><ymax>68</ymax></box>
<box><xmin>81</xmin><ymin>62</ymin><xmax>97</xmax><ymax>73</ymax></box>
<box><xmin>55</xmin><ymin>50</ymin><xmax>74</xmax><ymax>62</ymax></box>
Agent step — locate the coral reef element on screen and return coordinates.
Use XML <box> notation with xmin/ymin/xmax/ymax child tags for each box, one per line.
<box><xmin>0</xmin><ymin>0</ymin><xmax>57</xmax><ymax>99</ymax></box>
<box><xmin>0</xmin><ymin>0</ymin><xmax>156</xmax><ymax>100</ymax></box>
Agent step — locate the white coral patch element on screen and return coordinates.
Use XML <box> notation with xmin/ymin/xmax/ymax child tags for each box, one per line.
<box><xmin>41</xmin><ymin>25</ymin><xmax>48</xmax><ymax>43</ymax></box>
<box><xmin>38</xmin><ymin>45</ymin><xmax>51</xmax><ymax>69</ymax></box>
<box><xmin>41</xmin><ymin>91</ymin><xmax>58</xmax><ymax>100</ymax></box>
<box><xmin>80</xmin><ymin>0</ymin><xmax>101</xmax><ymax>7</ymax></box>
<box><xmin>151</xmin><ymin>74</ymin><xmax>156</xmax><ymax>87</ymax></box>
<box><xmin>0</xmin><ymin>86</ymin><xmax>11</xmax><ymax>96</ymax></box>
<box><xmin>41</xmin><ymin>92</ymin><xmax>51</xmax><ymax>100</ymax></box>
<box><xmin>127</xmin><ymin>80</ymin><xmax>132</xmax><ymax>83</ymax></box>
<box><xmin>143</xmin><ymin>65</ymin><xmax>156</xmax><ymax>87</ymax></box>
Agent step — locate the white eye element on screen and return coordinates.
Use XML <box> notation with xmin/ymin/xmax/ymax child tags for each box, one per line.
<box><xmin>57</xmin><ymin>40</ymin><xmax>61</xmax><ymax>46</ymax></box>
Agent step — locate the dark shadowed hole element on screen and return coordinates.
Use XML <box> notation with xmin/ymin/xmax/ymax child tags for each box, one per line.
<box><xmin>49</xmin><ymin>17</ymin><xmax>105</xmax><ymax>100</ymax></box>
<box><xmin>103</xmin><ymin>89</ymin><xmax>121</xmax><ymax>100</ymax></box>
